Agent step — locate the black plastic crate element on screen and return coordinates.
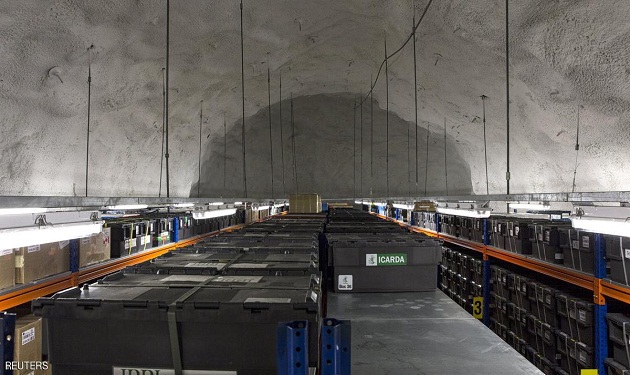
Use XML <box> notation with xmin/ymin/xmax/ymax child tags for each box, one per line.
<box><xmin>605</xmin><ymin>358</ymin><xmax>630</xmax><ymax>375</ymax></box>
<box><xmin>506</xmin><ymin>221</ymin><xmax>533</xmax><ymax>255</ymax></box>
<box><xmin>511</xmin><ymin>274</ymin><xmax>532</xmax><ymax>311</ymax></box>
<box><xmin>605</xmin><ymin>235</ymin><xmax>630</xmax><ymax>286</ymax></box>
<box><xmin>491</xmin><ymin>266</ymin><xmax>511</xmax><ymax>299</ymax></box>
<box><xmin>559</xmin><ymin>228</ymin><xmax>594</xmax><ymax>275</ymax></box>
<box><xmin>528</xmin><ymin>282</ymin><xmax>558</xmax><ymax>325</ymax></box>
<box><xmin>556</xmin><ymin>331</ymin><xmax>594</xmax><ymax>374</ymax></box>
<box><xmin>536</xmin><ymin>321</ymin><xmax>558</xmax><ymax>362</ymax></box>
<box><xmin>607</xmin><ymin>313</ymin><xmax>630</xmax><ymax>367</ymax></box>
<box><xmin>108</xmin><ymin>221</ymin><xmax>138</xmax><ymax>258</ymax></box>
<box><xmin>33</xmin><ymin>273</ymin><xmax>321</xmax><ymax>375</ymax></box>
<box><xmin>491</xmin><ymin>292</ymin><xmax>509</xmax><ymax>326</ymax></box>
<box><xmin>531</xmin><ymin>224</ymin><xmax>564</xmax><ymax>264</ymax></box>
<box><xmin>555</xmin><ymin>293</ymin><xmax>594</xmax><ymax>347</ymax></box>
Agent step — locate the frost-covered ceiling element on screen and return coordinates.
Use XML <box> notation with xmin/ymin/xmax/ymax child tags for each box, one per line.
<box><xmin>0</xmin><ymin>0</ymin><xmax>629</xmax><ymax>198</ymax></box>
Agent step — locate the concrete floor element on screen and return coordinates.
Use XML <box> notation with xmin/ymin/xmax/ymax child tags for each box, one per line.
<box><xmin>327</xmin><ymin>290</ymin><xmax>543</xmax><ymax>375</ymax></box>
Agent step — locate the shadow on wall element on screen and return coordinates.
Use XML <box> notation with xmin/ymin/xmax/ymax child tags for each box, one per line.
<box><xmin>190</xmin><ymin>93</ymin><xmax>473</xmax><ymax>199</ymax></box>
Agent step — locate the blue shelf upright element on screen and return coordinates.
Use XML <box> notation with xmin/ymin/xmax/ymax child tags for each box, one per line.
<box><xmin>593</xmin><ymin>233</ymin><xmax>608</xmax><ymax>375</ymax></box>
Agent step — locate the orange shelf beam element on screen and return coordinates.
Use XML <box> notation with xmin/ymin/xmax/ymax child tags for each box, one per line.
<box><xmin>0</xmin><ymin>224</ymin><xmax>247</xmax><ymax>311</ymax></box>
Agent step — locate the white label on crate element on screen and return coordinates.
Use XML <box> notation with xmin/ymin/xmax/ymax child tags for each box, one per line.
<box><xmin>625</xmin><ymin>249</ymin><xmax>630</xmax><ymax>259</ymax></box>
<box><xmin>22</xmin><ymin>327</ymin><xmax>35</xmax><ymax>345</ymax></box>
<box><xmin>578</xmin><ymin>309</ymin><xmax>586</xmax><ymax>323</ymax></box>
<box><xmin>572</xmin><ymin>240</ymin><xmax>579</xmax><ymax>249</ymax></box>
<box><xmin>0</xmin><ymin>248</ymin><xmax>12</xmax><ymax>257</ymax></box>
<box><xmin>569</xmin><ymin>310</ymin><xmax>576</xmax><ymax>319</ymax></box>
<box><xmin>582</xmin><ymin>236</ymin><xmax>590</xmax><ymax>248</ymax></box>
<box><xmin>538</xmin><ymin>233</ymin><xmax>543</xmax><ymax>242</ymax></box>
<box><xmin>150</xmin><ymin>223</ymin><xmax>154</xmax><ymax>232</ymax></box>
<box><xmin>161</xmin><ymin>275</ymin><xmax>211</xmax><ymax>283</ymax></box>
<box><xmin>555</xmin><ymin>253</ymin><xmax>564</xmax><ymax>260</ymax></box>
<box><xmin>124</xmin><ymin>239</ymin><xmax>130</xmax><ymax>250</ymax></box>
<box><xmin>338</xmin><ymin>275</ymin><xmax>353</xmax><ymax>290</ymax></box>
<box><xmin>113</xmin><ymin>368</ymin><xmax>236</xmax><ymax>375</ymax></box>
<box><xmin>232</xmin><ymin>263</ymin><xmax>268</xmax><ymax>269</ymax></box>
<box><xmin>184</xmin><ymin>262</ymin><xmax>226</xmax><ymax>270</ymax></box>
<box><xmin>213</xmin><ymin>276</ymin><xmax>263</xmax><ymax>283</ymax></box>
<box><xmin>243</xmin><ymin>297</ymin><xmax>291</xmax><ymax>304</ymax></box>
<box><xmin>310</xmin><ymin>290</ymin><xmax>318</xmax><ymax>302</ymax></box>
<box><xmin>545</xmin><ymin>330</ymin><xmax>551</xmax><ymax>340</ymax></box>
<box><xmin>515</xmin><ymin>227</ymin><xmax>520</xmax><ymax>236</ymax></box>
<box><xmin>140</xmin><ymin>236</ymin><xmax>145</xmax><ymax>245</ymax></box>
<box><xmin>546</xmin><ymin>295</ymin><xmax>551</xmax><ymax>305</ymax></box>
<box><xmin>27</xmin><ymin>245</ymin><xmax>40</xmax><ymax>253</ymax></box>
<box><xmin>366</xmin><ymin>254</ymin><xmax>377</xmax><ymax>266</ymax></box>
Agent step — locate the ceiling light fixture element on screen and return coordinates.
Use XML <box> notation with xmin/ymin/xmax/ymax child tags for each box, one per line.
<box><xmin>571</xmin><ymin>206</ymin><xmax>630</xmax><ymax>237</ymax></box>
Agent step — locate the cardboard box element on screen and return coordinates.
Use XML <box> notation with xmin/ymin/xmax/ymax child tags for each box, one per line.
<box><xmin>0</xmin><ymin>248</ymin><xmax>16</xmax><ymax>290</ymax></box>
<box><xmin>414</xmin><ymin>201</ymin><xmax>436</xmax><ymax>212</ymax></box>
<box><xmin>79</xmin><ymin>227</ymin><xmax>111</xmax><ymax>268</ymax></box>
<box><xmin>15</xmin><ymin>315</ymin><xmax>42</xmax><ymax>364</ymax></box>
<box><xmin>290</xmin><ymin>194</ymin><xmax>322</xmax><ymax>214</ymax></box>
<box><xmin>15</xmin><ymin>241</ymin><xmax>69</xmax><ymax>284</ymax></box>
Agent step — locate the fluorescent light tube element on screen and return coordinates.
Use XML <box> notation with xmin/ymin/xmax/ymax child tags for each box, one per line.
<box><xmin>510</xmin><ymin>202</ymin><xmax>551</xmax><ymax>210</ymax></box>
<box><xmin>354</xmin><ymin>200</ymin><xmax>363</xmax><ymax>204</ymax></box>
<box><xmin>254</xmin><ymin>205</ymin><xmax>270</xmax><ymax>211</ymax></box>
<box><xmin>274</xmin><ymin>203</ymin><xmax>287</xmax><ymax>208</ymax></box>
<box><xmin>393</xmin><ymin>203</ymin><xmax>414</xmax><ymax>210</ymax></box>
<box><xmin>209</xmin><ymin>202</ymin><xmax>224</xmax><ymax>206</ymax></box>
<box><xmin>0</xmin><ymin>208</ymin><xmax>49</xmax><ymax>216</ymax></box>
<box><xmin>372</xmin><ymin>202</ymin><xmax>387</xmax><ymax>207</ymax></box>
<box><xmin>192</xmin><ymin>208</ymin><xmax>237</xmax><ymax>220</ymax></box>
<box><xmin>233</xmin><ymin>202</ymin><xmax>243</xmax><ymax>205</ymax></box>
<box><xmin>106</xmin><ymin>204</ymin><xmax>148</xmax><ymax>210</ymax></box>
<box><xmin>571</xmin><ymin>206</ymin><xmax>630</xmax><ymax>236</ymax></box>
<box><xmin>0</xmin><ymin>221</ymin><xmax>103</xmax><ymax>251</ymax></box>
<box><xmin>436</xmin><ymin>207</ymin><xmax>492</xmax><ymax>218</ymax></box>
<box><xmin>571</xmin><ymin>217</ymin><xmax>629</xmax><ymax>237</ymax></box>
<box><xmin>173</xmin><ymin>203</ymin><xmax>194</xmax><ymax>208</ymax></box>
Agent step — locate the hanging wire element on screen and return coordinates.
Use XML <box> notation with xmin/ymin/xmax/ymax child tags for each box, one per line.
<box><xmin>165</xmin><ymin>0</ymin><xmax>171</xmax><ymax>198</ymax></box>
<box><xmin>444</xmin><ymin>117</ymin><xmax>448</xmax><ymax>195</ymax></box>
<box><xmin>353</xmin><ymin>96</ymin><xmax>357</xmax><ymax>198</ymax></box>
<box><xmin>424</xmin><ymin>121</ymin><xmax>429</xmax><ymax>195</ymax></box>
<box><xmin>571</xmin><ymin>105</ymin><xmax>582</xmax><ymax>193</ymax></box>
<box><xmin>505</xmin><ymin>0</ymin><xmax>511</xmax><ymax>195</ymax></box>
<box><xmin>240</xmin><ymin>0</ymin><xmax>247</xmax><ymax>198</ymax></box>
<box><xmin>159</xmin><ymin>68</ymin><xmax>166</xmax><ymax>197</ymax></box>
<box><xmin>353</xmin><ymin>0</ymin><xmax>434</xmax><ymax>110</ymax></box>
<box><xmin>385</xmin><ymin>33</ymin><xmax>390</xmax><ymax>197</ymax></box>
<box><xmin>360</xmin><ymin>91</ymin><xmax>364</xmax><ymax>197</ymax></box>
<box><xmin>85</xmin><ymin>44</ymin><xmax>94</xmax><ymax>198</ymax></box>
<box><xmin>412</xmin><ymin>1</ymin><xmax>419</xmax><ymax>197</ymax></box>
<box><xmin>481</xmin><ymin>95</ymin><xmax>489</xmax><ymax>195</ymax></box>
<box><xmin>223</xmin><ymin>116</ymin><xmax>227</xmax><ymax>194</ymax></box>
<box><xmin>267</xmin><ymin>65</ymin><xmax>275</xmax><ymax>199</ymax></box>
<box><xmin>279</xmin><ymin>70</ymin><xmax>286</xmax><ymax>197</ymax></box>
<box><xmin>291</xmin><ymin>94</ymin><xmax>298</xmax><ymax>193</ymax></box>
<box><xmin>197</xmin><ymin>101</ymin><xmax>203</xmax><ymax>198</ymax></box>
<box><xmin>370</xmin><ymin>75</ymin><xmax>374</xmax><ymax>197</ymax></box>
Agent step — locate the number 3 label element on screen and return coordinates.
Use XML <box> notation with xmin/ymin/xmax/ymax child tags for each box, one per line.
<box><xmin>472</xmin><ymin>297</ymin><xmax>483</xmax><ymax>319</ymax></box>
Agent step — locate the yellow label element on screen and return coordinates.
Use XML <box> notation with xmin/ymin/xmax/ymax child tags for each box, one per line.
<box><xmin>472</xmin><ymin>297</ymin><xmax>483</xmax><ymax>319</ymax></box>
<box><xmin>580</xmin><ymin>370</ymin><xmax>597</xmax><ymax>375</ymax></box>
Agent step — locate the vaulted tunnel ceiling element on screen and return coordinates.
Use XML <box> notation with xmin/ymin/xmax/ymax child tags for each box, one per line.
<box><xmin>1</xmin><ymin>1</ymin><xmax>629</xmax><ymax>198</ymax></box>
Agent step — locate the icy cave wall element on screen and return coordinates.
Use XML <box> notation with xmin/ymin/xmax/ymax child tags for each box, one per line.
<box><xmin>0</xmin><ymin>1</ymin><xmax>629</xmax><ymax>198</ymax></box>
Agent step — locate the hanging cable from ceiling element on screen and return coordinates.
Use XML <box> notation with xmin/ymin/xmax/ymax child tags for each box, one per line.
<box><xmin>571</xmin><ymin>104</ymin><xmax>583</xmax><ymax>193</ymax></box>
<box><xmin>223</xmin><ymin>115</ymin><xmax>227</xmax><ymax>195</ymax></box>
<box><xmin>370</xmin><ymin>75</ymin><xmax>374</xmax><ymax>197</ymax></box>
<box><xmin>85</xmin><ymin>44</ymin><xmax>94</xmax><ymax>198</ymax></box>
<box><xmin>444</xmin><ymin>117</ymin><xmax>448</xmax><ymax>195</ymax></box>
<box><xmin>240</xmin><ymin>0</ymin><xmax>247</xmax><ymax>198</ymax></box>
<box><xmin>165</xmin><ymin>0</ymin><xmax>171</xmax><ymax>198</ymax></box>
<box><xmin>159</xmin><ymin>67</ymin><xmax>166</xmax><ymax>198</ymax></box>
<box><xmin>385</xmin><ymin>33</ymin><xmax>390</xmax><ymax>198</ymax></box>
<box><xmin>505</xmin><ymin>0</ymin><xmax>511</xmax><ymax>197</ymax></box>
<box><xmin>291</xmin><ymin>94</ymin><xmax>298</xmax><ymax>194</ymax></box>
<box><xmin>481</xmin><ymin>95</ymin><xmax>489</xmax><ymax>195</ymax></box>
<box><xmin>353</xmin><ymin>96</ymin><xmax>357</xmax><ymax>199</ymax></box>
<box><xmin>424</xmin><ymin>121</ymin><xmax>430</xmax><ymax>195</ymax></box>
<box><xmin>267</xmin><ymin>64</ymin><xmax>275</xmax><ymax>199</ymax></box>
<box><xmin>279</xmin><ymin>70</ymin><xmax>286</xmax><ymax>197</ymax></box>
<box><xmin>413</xmin><ymin>0</ymin><xmax>419</xmax><ymax>198</ymax></box>
<box><xmin>197</xmin><ymin>101</ymin><xmax>203</xmax><ymax>198</ymax></box>
<box><xmin>353</xmin><ymin>0</ymin><xmax>433</xmax><ymax>109</ymax></box>
<box><xmin>360</xmin><ymin>90</ymin><xmax>364</xmax><ymax>197</ymax></box>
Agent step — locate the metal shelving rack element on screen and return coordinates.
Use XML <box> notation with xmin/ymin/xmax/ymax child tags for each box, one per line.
<box><xmin>376</xmin><ymin>212</ymin><xmax>627</xmax><ymax>374</ymax></box>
